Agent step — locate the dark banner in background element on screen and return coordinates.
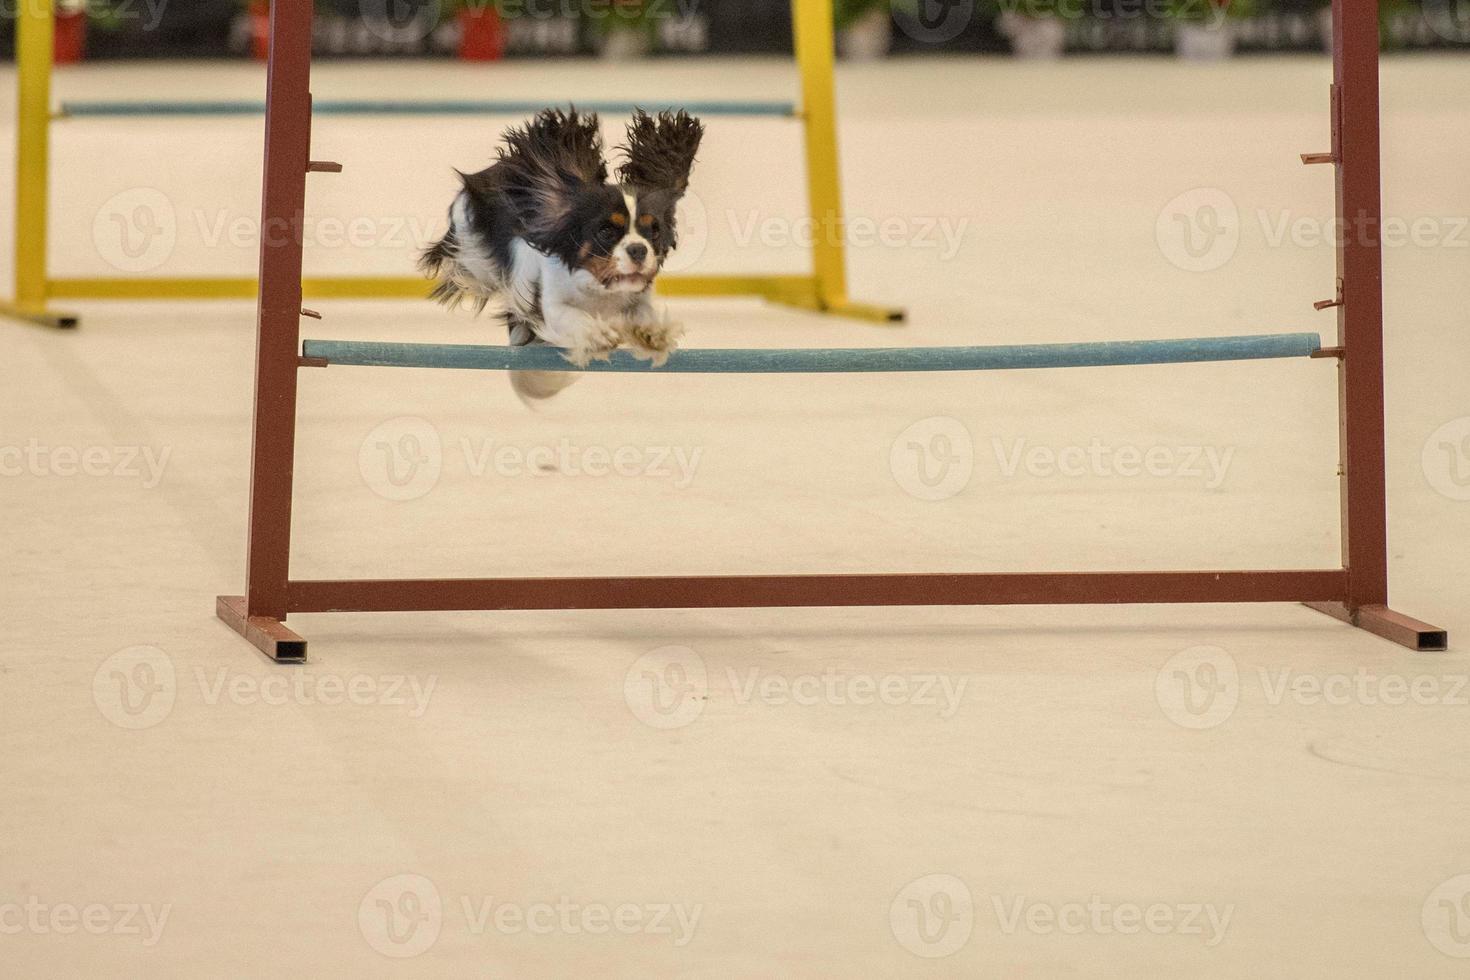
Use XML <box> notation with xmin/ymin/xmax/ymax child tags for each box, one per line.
<box><xmin>0</xmin><ymin>1</ymin><xmax>1467</xmax><ymax>59</ymax></box>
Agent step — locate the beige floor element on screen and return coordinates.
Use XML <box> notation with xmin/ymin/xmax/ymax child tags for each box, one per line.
<box><xmin>2</xmin><ymin>54</ymin><xmax>1469</xmax><ymax>977</ymax></box>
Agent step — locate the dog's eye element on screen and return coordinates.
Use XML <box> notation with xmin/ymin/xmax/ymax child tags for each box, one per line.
<box><xmin>597</xmin><ymin>225</ymin><xmax>621</xmax><ymax>246</ymax></box>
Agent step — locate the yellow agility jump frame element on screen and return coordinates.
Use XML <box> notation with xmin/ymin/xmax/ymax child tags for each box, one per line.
<box><xmin>1</xmin><ymin>0</ymin><xmax>903</xmax><ymax>328</ymax></box>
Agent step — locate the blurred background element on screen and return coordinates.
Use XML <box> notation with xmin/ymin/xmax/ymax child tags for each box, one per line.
<box><xmin>2</xmin><ymin>0</ymin><xmax>1467</xmax><ymax>64</ymax></box>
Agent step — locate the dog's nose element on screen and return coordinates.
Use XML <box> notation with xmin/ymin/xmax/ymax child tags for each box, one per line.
<box><xmin>625</xmin><ymin>242</ymin><xmax>649</xmax><ymax>264</ymax></box>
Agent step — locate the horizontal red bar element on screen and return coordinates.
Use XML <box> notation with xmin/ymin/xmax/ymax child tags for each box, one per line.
<box><xmin>287</xmin><ymin>570</ymin><xmax>1347</xmax><ymax>614</ymax></box>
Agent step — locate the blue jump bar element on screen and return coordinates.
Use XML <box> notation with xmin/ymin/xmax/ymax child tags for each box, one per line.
<box><xmin>301</xmin><ymin>333</ymin><xmax>1323</xmax><ymax>374</ymax></box>
<box><xmin>60</xmin><ymin>99</ymin><xmax>797</xmax><ymax>119</ymax></box>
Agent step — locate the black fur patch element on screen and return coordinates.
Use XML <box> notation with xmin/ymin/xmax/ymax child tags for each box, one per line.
<box><xmin>617</xmin><ymin>109</ymin><xmax>705</xmax><ymax>199</ymax></box>
<box><xmin>494</xmin><ymin>107</ymin><xmax>610</xmax><ymax>252</ymax></box>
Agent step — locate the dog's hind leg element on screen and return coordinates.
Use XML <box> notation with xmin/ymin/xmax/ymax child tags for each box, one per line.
<box><xmin>506</xmin><ymin>312</ymin><xmax>581</xmax><ymax>404</ymax></box>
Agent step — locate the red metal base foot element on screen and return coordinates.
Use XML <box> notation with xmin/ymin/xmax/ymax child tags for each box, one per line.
<box><xmin>216</xmin><ymin>595</ymin><xmax>307</xmax><ymax>663</ymax></box>
<box><xmin>1304</xmin><ymin>601</ymin><xmax>1448</xmax><ymax>652</ymax></box>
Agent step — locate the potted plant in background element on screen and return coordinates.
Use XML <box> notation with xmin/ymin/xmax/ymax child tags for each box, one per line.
<box><xmin>446</xmin><ymin>0</ymin><xmax>505</xmax><ymax>61</ymax></box>
<box><xmin>1166</xmin><ymin>0</ymin><xmax>1257</xmax><ymax>61</ymax></box>
<box><xmin>986</xmin><ymin>0</ymin><xmax>1069</xmax><ymax>59</ymax></box>
<box><xmin>54</xmin><ymin>0</ymin><xmax>88</xmax><ymax>63</ymax></box>
<box><xmin>239</xmin><ymin>0</ymin><xmax>273</xmax><ymax>59</ymax></box>
<box><xmin>594</xmin><ymin>0</ymin><xmax>658</xmax><ymax>59</ymax></box>
<box><xmin>1312</xmin><ymin>0</ymin><xmax>1413</xmax><ymax>53</ymax></box>
<box><xmin>835</xmin><ymin>0</ymin><xmax>892</xmax><ymax>60</ymax></box>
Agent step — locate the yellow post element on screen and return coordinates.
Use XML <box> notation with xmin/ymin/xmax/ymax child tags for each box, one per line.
<box><xmin>2</xmin><ymin>0</ymin><xmax>73</xmax><ymax>327</ymax></box>
<box><xmin>789</xmin><ymin>0</ymin><xmax>903</xmax><ymax>323</ymax></box>
<box><xmin>791</xmin><ymin>0</ymin><xmax>849</xmax><ymax>310</ymax></box>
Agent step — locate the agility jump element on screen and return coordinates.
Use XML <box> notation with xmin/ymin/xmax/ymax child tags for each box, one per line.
<box><xmin>0</xmin><ymin>0</ymin><xmax>896</xmax><ymax>328</ymax></box>
<box><xmin>213</xmin><ymin>0</ymin><xmax>1446</xmax><ymax>661</ymax></box>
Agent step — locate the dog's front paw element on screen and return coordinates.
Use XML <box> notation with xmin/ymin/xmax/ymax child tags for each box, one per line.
<box><xmin>628</xmin><ymin>312</ymin><xmax>685</xmax><ymax>368</ymax></box>
<box><xmin>562</xmin><ymin>317</ymin><xmax>626</xmax><ymax>368</ymax></box>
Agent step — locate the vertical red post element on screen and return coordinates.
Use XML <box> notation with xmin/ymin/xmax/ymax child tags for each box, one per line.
<box><xmin>244</xmin><ymin>0</ymin><xmax>315</xmax><ymax>620</ymax></box>
<box><xmin>1331</xmin><ymin>0</ymin><xmax>1389</xmax><ymax>610</ymax></box>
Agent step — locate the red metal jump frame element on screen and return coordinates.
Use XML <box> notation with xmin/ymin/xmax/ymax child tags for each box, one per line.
<box><xmin>216</xmin><ymin>0</ymin><xmax>1448</xmax><ymax>663</ymax></box>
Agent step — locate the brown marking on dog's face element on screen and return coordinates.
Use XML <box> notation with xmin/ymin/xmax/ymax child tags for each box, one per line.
<box><xmin>545</xmin><ymin>186</ymin><xmax>655</xmax><ymax>293</ymax></box>
<box><xmin>581</xmin><ymin>250</ymin><xmax>620</xmax><ymax>286</ymax></box>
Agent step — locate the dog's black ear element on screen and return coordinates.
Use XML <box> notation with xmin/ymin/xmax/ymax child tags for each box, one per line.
<box><xmin>496</xmin><ymin>107</ymin><xmax>609</xmax><ymax>247</ymax></box>
<box><xmin>617</xmin><ymin>109</ymin><xmax>705</xmax><ymax>200</ymax></box>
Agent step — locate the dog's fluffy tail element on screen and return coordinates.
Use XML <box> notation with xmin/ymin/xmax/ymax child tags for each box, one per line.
<box><xmin>420</xmin><ymin>228</ymin><xmax>494</xmax><ymax>315</ymax></box>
